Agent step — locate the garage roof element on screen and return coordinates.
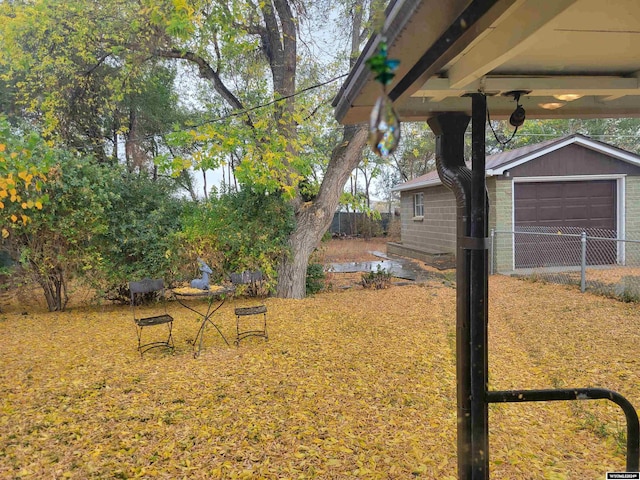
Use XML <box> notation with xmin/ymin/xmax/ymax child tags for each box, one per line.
<box><xmin>333</xmin><ymin>0</ymin><xmax>640</xmax><ymax>124</ymax></box>
<box><xmin>391</xmin><ymin>133</ymin><xmax>640</xmax><ymax>191</ymax></box>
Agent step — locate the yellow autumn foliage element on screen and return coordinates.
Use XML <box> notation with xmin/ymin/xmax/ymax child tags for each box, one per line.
<box><xmin>0</xmin><ymin>276</ymin><xmax>638</xmax><ymax>478</ymax></box>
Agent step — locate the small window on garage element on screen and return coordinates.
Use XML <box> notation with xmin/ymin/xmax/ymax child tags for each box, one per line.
<box><xmin>413</xmin><ymin>192</ymin><xmax>424</xmax><ymax>218</ymax></box>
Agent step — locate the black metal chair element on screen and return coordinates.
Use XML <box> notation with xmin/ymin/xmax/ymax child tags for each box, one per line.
<box><xmin>229</xmin><ymin>271</ymin><xmax>268</xmax><ymax>346</ymax></box>
<box><xmin>129</xmin><ymin>278</ymin><xmax>174</xmax><ymax>356</ymax></box>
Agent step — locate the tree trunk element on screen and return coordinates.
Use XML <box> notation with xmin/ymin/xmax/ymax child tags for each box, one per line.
<box><xmin>276</xmin><ymin>124</ymin><xmax>368</xmax><ymax>298</ymax></box>
<box><xmin>38</xmin><ymin>267</ymin><xmax>68</xmax><ymax>312</ymax></box>
<box><xmin>276</xmin><ymin>216</ymin><xmax>323</xmax><ymax>299</ymax></box>
<box><xmin>201</xmin><ymin>168</ymin><xmax>208</xmax><ymax>200</ymax></box>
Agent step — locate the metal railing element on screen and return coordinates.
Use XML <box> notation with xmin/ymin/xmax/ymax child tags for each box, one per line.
<box><xmin>486</xmin><ymin>387</ymin><xmax>639</xmax><ymax>472</ymax></box>
<box><xmin>490</xmin><ymin>226</ymin><xmax>640</xmax><ymax>301</ymax></box>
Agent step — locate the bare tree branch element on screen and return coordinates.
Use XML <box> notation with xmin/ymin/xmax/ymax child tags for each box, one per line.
<box><xmin>156</xmin><ymin>48</ymin><xmax>241</xmax><ymax>109</ymax></box>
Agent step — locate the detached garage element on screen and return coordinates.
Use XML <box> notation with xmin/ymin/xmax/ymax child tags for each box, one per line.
<box><xmin>389</xmin><ymin>134</ymin><xmax>640</xmax><ymax>271</ymax></box>
<box><xmin>513</xmin><ymin>179</ymin><xmax>617</xmax><ymax>268</ymax></box>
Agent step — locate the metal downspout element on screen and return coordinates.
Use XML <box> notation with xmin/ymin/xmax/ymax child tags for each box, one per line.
<box><xmin>428</xmin><ymin>95</ymin><xmax>490</xmax><ymax>479</ymax></box>
<box><xmin>427</xmin><ymin>112</ymin><xmax>474</xmax><ymax>479</ymax></box>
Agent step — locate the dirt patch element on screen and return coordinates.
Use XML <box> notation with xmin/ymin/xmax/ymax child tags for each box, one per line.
<box><xmin>313</xmin><ymin>238</ymin><xmax>390</xmax><ymax>264</ymax></box>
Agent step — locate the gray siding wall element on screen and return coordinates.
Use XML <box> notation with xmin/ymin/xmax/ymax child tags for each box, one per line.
<box><xmin>509</xmin><ymin>144</ymin><xmax>640</xmax><ymax>177</ymax></box>
<box><xmin>400</xmin><ymin>184</ymin><xmax>457</xmax><ymax>255</ymax></box>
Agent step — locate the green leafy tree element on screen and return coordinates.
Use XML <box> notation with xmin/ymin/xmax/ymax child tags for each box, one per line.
<box><xmin>137</xmin><ymin>0</ymin><xmax>379</xmax><ymax>298</ymax></box>
<box><xmin>0</xmin><ymin>0</ymin><xmax>196</xmax><ymax>178</ymax></box>
<box><xmin>375</xmin><ymin>164</ymin><xmax>401</xmax><ymax>215</ymax></box>
<box><xmin>389</xmin><ymin>122</ymin><xmax>437</xmax><ymax>182</ymax></box>
<box><xmin>0</xmin><ymin>0</ymin><xmax>133</xmax><ymax>162</ymax></box>
<box><xmin>0</xmin><ymin>118</ymin><xmax>53</xmax><ymax>239</ymax></box>
<box><xmin>0</xmin><ymin>0</ymin><xmax>382</xmax><ymax>298</ymax></box>
<box><xmin>116</xmin><ymin>67</ymin><xmax>190</xmax><ymax>175</ymax></box>
<box><xmin>5</xmin><ymin>152</ymin><xmax>114</xmax><ymax>311</ymax></box>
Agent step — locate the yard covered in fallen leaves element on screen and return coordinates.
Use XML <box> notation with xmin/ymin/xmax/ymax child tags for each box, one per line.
<box><xmin>1</xmin><ymin>275</ymin><xmax>639</xmax><ymax>479</ymax></box>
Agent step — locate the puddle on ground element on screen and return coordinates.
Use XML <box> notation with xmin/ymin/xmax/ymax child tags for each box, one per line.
<box><xmin>327</xmin><ymin>259</ymin><xmax>433</xmax><ymax>281</ymax></box>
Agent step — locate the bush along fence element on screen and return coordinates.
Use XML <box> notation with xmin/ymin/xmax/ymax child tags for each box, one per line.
<box><xmin>490</xmin><ymin>226</ymin><xmax>640</xmax><ymax>302</ymax></box>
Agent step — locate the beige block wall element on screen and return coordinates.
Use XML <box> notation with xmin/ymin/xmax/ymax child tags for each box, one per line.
<box><xmin>626</xmin><ymin>177</ymin><xmax>640</xmax><ymax>241</ymax></box>
<box><xmin>489</xmin><ymin>177</ymin><xmax>514</xmax><ymax>272</ymax></box>
<box><xmin>399</xmin><ymin>185</ymin><xmax>457</xmax><ymax>255</ymax></box>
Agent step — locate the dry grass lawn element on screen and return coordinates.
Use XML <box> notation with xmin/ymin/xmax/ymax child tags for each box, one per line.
<box><xmin>1</xmin><ymin>240</ymin><xmax>638</xmax><ymax>478</ymax></box>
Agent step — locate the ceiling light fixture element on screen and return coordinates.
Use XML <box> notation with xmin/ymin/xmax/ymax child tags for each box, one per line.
<box><xmin>553</xmin><ymin>93</ymin><xmax>583</xmax><ymax>102</ymax></box>
<box><xmin>539</xmin><ymin>102</ymin><xmax>566</xmax><ymax>110</ymax></box>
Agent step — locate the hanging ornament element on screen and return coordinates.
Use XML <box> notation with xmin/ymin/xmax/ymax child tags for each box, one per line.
<box><xmin>369</xmin><ymin>94</ymin><xmax>400</xmax><ymax>157</ymax></box>
<box><xmin>365</xmin><ymin>40</ymin><xmax>401</xmax><ymax>157</ymax></box>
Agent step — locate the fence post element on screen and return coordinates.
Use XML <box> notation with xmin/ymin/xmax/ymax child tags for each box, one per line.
<box><xmin>490</xmin><ymin>229</ymin><xmax>495</xmax><ymax>275</ymax></box>
<box><xmin>581</xmin><ymin>231</ymin><xmax>587</xmax><ymax>293</ymax></box>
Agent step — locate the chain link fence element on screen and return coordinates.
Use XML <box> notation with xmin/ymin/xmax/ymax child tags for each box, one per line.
<box><xmin>491</xmin><ymin>226</ymin><xmax>640</xmax><ymax>302</ymax></box>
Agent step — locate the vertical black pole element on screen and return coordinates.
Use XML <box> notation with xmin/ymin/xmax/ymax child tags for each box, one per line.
<box><xmin>427</xmin><ymin>113</ymin><xmax>472</xmax><ymax>480</ymax></box>
<box><xmin>469</xmin><ymin>93</ymin><xmax>489</xmax><ymax>477</ymax></box>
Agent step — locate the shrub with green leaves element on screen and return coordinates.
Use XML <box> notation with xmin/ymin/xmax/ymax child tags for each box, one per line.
<box><xmin>305</xmin><ymin>263</ymin><xmax>325</xmax><ymax>295</ymax></box>
<box><xmin>180</xmin><ymin>189</ymin><xmax>294</xmax><ymax>291</ymax></box>
<box><xmin>361</xmin><ymin>265</ymin><xmax>392</xmax><ymax>289</ymax></box>
<box><xmin>6</xmin><ymin>153</ymin><xmax>116</xmax><ymax>311</ymax></box>
<box><xmin>0</xmin><ymin>117</ymin><xmax>54</xmax><ymax>239</ymax></box>
<box><xmin>93</xmin><ymin>174</ymin><xmax>186</xmax><ymax>302</ymax></box>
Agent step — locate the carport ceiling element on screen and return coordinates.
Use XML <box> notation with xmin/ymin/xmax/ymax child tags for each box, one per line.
<box><xmin>333</xmin><ymin>0</ymin><xmax>640</xmax><ymax>123</ymax></box>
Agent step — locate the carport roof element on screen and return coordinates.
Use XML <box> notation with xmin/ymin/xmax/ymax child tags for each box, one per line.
<box><xmin>333</xmin><ymin>0</ymin><xmax>640</xmax><ymax>125</ymax></box>
<box><xmin>391</xmin><ymin>133</ymin><xmax>640</xmax><ymax>192</ymax></box>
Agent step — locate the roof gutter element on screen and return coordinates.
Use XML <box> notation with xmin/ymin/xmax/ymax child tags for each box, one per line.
<box><xmin>391</xmin><ymin>170</ymin><xmax>499</xmax><ymax>192</ymax></box>
<box><xmin>333</xmin><ymin>0</ymin><xmax>516</xmax><ymax>124</ymax></box>
<box><xmin>390</xmin><ymin>177</ymin><xmax>443</xmax><ymax>192</ymax></box>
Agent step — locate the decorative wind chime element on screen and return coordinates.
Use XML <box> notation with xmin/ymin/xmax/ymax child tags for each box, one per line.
<box><xmin>365</xmin><ymin>39</ymin><xmax>401</xmax><ymax>157</ymax></box>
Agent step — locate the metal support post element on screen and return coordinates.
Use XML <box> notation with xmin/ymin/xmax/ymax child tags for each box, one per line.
<box><xmin>424</xmin><ymin>97</ymin><xmax>639</xmax><ymax>479</ymax></box>
<box><xmin>428</xmin><ymin>95</ymin><xmax>490</xmax><ymax>480</ymax></box>
<box><xmin>490</xmin><ymin>229</ymin><xmax>495</xmax><ymax>275</ymax></box>
<box><xmin>469</xmin><ymin>93</ymin><xmax>489</xmax><ymax>478</ymax></box>
<box><xmin>581</xmin><ymin>231</ymin><xmax>587</xmax><ymax>292</ymax></box>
